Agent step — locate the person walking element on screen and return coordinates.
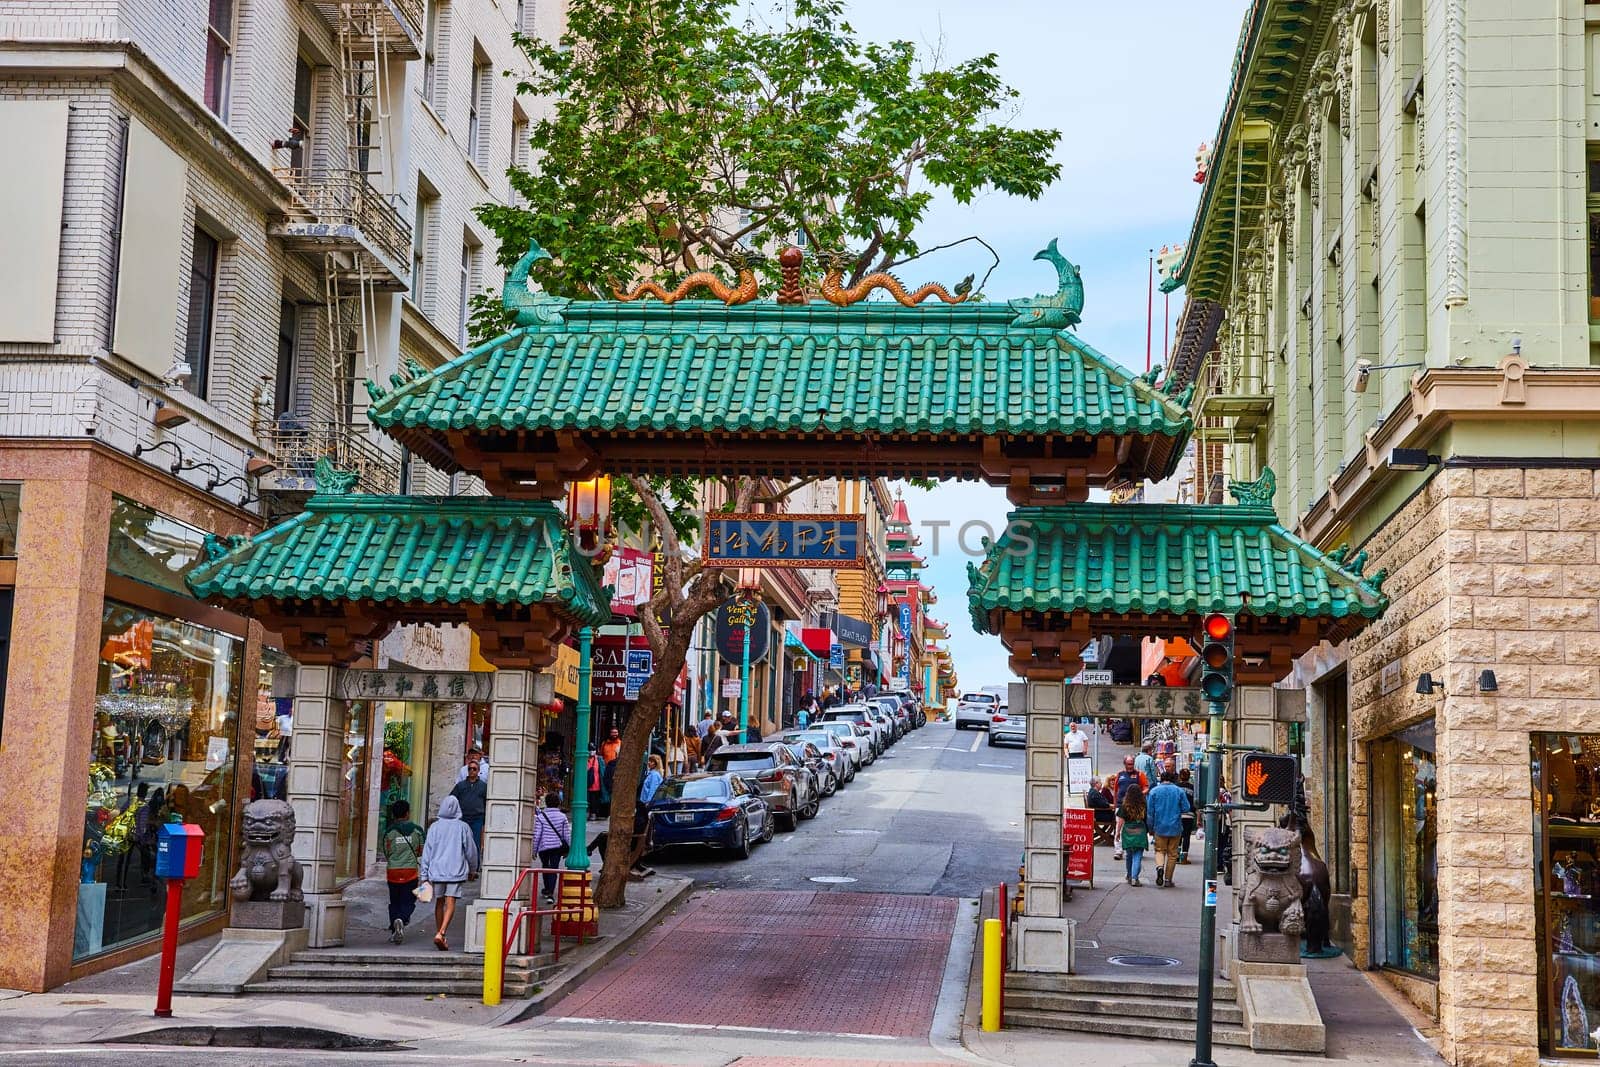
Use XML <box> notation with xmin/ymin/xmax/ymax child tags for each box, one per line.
<box><xmin>448</xmin><ymin>755</ymin><xmax>488</xmax><ymax>873</ymax></box>
<box><xmin>1112</xmin><ymin>755</ymin><xmax>1149</xmax><ymax>861</ymax></box>
<box><xmin>1146</xmin><ymin>771</ymin><xmax>1192</xmax><ymax>888</ymax></box>
<box><xmin>380</xmin><ymin>800</ymin><xmax>425</xmax><ymax>942</ymax></box>
<box><xmin>1065</xmin><ymin>720</ymin><xmax>1089</xmax><ymax>756</ymax></box>
<box><xmin>1135</xmin><ymin>742</ymin><xmax>1158</xmax><ymax>785</ymax></box>
<box><xmin>1177</xmin><ymin>768</ymin><xmax>1198</xmax><ymax>864</ymax></box>
<box><xmin>1118</xmin><ymin>784</ymin><xmax>1150</xmax><ymax>887</ymax></box>
<box><xmin>533</xmin><ymin>793</ymin><xmax>570</xmax><ymax>903</ymax></box>
<box><xmin>684</xmin><ymin>729</ymin><xmax>702</xmax><ymax>772</ymax></box>
<box><xmin>418</xmin><ymin>795</ymin><xmax>478</xmax><ymax>951</ymax></box>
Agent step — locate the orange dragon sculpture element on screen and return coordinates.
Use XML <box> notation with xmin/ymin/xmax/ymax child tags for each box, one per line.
<box><xmin>610</xmin><ymin>250</ymin><xmax>764</xmax><ymax>305</ymax></box>
<box><xmin>816</xmin><ymin>249</ymin><xmax>972</xmax><ymax>307</ymax></box>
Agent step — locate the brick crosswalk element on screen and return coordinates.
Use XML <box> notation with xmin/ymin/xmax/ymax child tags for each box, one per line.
<box><xmin>546</xmin><ymin>890</ymin><xmax>958</xmax><ymax>1038</ymax></box>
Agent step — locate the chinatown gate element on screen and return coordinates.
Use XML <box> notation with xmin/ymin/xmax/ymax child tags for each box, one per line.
<box><xmin>186</xmin><ymin>239</ymin><xmax>1386</xmax><ymax>973</ymax></box>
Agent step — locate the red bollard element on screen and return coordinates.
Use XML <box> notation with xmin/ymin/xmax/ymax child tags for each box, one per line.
<box><xmin>153</xmin><ymin>879</ymin><xmax>184</xmax><ymax>1017</ymax></box>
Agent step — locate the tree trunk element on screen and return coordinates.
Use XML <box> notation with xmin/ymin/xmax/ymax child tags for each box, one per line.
<box><xmin>593</xmin><ymin>625</ymin><xmax>696</xmax><ymax>908</ymax></box>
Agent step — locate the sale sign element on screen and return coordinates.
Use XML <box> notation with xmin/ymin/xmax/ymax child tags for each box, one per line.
<box><xmin>1062</xmin><ymin>808</ymin><xmax>1096</xmax><ymax>885</ymax></box>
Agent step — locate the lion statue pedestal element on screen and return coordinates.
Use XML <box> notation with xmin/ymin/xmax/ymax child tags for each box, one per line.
<box><xmin>229</xmin><ymin>799</ymin><xmax>305</xmax><ymax>930</ymax></box>
<box><xmin>1237</xmin><ymin>826</ymin><xmax>1305</xmax><ymax>965</ymax></box>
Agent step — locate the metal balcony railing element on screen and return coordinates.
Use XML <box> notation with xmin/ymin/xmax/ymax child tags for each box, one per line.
<box><xmin>274</xmin><ymin>168</ymin><xmax>412</xmax><ymax>279</ymax></box>
<box><xmin>255</xmin><ymin>418</ymin><xmax>401</xmax><ymax>497</ymax></box>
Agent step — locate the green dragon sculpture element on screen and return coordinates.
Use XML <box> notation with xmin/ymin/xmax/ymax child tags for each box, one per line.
<box><xmin>313</xmin><ymin>456</ymin><xmax>361</xmax><ymax>496</ymax></box>
<box><xmin>202</xmin><ymin>533</ymin><xmax>246</xmax><ymax>562</ymax></box>
<box><xmin>1228</xmin><ymin>466</ymin><xmax>1277</xmax><ymax>507</ymax></box>
<box><xmin>1009</xmin><ymin>238</ymin><xmax>1085</xmax><ymax>330</ymax></box>
<box><xmin>502</xmin><ymin>239</ymin><xmax>568</xmax><ymax>325</ymax></box>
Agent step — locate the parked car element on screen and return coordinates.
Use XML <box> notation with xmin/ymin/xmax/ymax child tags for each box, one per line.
<box><xmin>780</xmin><ymin>729</ymin><xmax>854</xmax><ymax>788</ymax></box>
<box><xmin>865</xmin><ymin>706</ymin><xmax>900</xmax><ymax>744</ymax></box>
<box><xmin>869</xmin><ymin>695</ymin><xmax>910</xmax><ymax>737</ymax></box>
<box><xmin>779</xmin><ymin>739</ymin><xmax>834</xmax><ymax>799</ymax></box>
<box><xmin>887</xmin><ymin>691</ymin><xmax>925</xmax><ymax>728</ymax></box>
<box><xmin>703</xmin><ymin>742</ymin><xmax>819</xmax><ymax>829</ymax></box>
<box><xmin>815</xmin><ymin>721</ymin><xmax>868</xmax><ymax>773</ymax></box>
<box><xmin>988</xmin><ymin>705</ymin><xmax>1026</xmax><ymax>747</ymax></box>
<box><xmin>954</xmin><ymin>691</ymin><xmax>1000</xmax><ymax>730</ymax></box>
<box><xmin>817</xmin><ymin>705</ymin><xmax>888</xmax><ymax>757</ymax></box>
<box><xmin>647</xmin><ymin>773</ymin><xmax>773</xmax><ymax>858</ymax></box>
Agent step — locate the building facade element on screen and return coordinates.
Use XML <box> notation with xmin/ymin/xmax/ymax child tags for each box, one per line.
<box><xmin>0</xmin><ymin>0</ymin><xmax>559</xmax><ymax>989</ymax></box>
<box><xmin>1169</xmin><ymin>2</ymin><xmax>1600</xmax><ymax>1063</ymax></box>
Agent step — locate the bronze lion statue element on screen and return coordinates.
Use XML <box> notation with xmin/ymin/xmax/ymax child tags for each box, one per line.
<box><xmin>230</xmin><ymin>799</ymin><xmax>303</xmax><ymax>902</ymax></box>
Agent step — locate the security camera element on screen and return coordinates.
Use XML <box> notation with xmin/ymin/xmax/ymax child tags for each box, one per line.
<box><xmin>1353</xmin><ymin>358</ymin><xmax>1373</xmax><ymax>394</ymax></box>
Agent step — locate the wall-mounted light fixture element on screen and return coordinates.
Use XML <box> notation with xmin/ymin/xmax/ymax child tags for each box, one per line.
<box><xmin>1389</xmin><ymin>448</ymin><xmax>1441</xmax><ymax>472</ymax></box>
<box><xmin>1353</xmin><ymin>358</ymin><xmax>1425</xmax><ymax>394</ymax></box>
<box><xmin>1478</xmin><ymin>670</ymin><xmax>1498</xmax><ymax>693</ymax></box>
<box><xmin>152</xmin><ymin>400</ymin><xmax>189</xmax><ymax>430</ymax></box>
<box><xmin>1415</xmin><ymin>672</ymin><xmax>1443</xmax><ymax>696</ymax></box>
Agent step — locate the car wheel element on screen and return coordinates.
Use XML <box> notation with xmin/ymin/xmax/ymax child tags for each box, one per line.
<box><xmin>759</xmin><ymin>810</ymin><xmax>775</xmax><ymax>843</ymax></box>
<box><xmin>779</xmin><ymin>794</ymin><xmax>799</xmax><ymax>831</ymax></box>
<box><xmin>824</xmin><ymin>772</ymin><xmax>838</xmax><ymax>796</ymax></box>
<box><xmin>987</xmin><ymin>734</ymin><xmax>998</xmax><ymax>747</ymax></box>
<box><xmin>801</xmin><ymin>793</ymin><xmax>820</xmax><ymax>820</ymax></box>
<box><xmin>733</xmin><ymin>819</ymin><xmax>752</xmax><ymax>859</ymax></box>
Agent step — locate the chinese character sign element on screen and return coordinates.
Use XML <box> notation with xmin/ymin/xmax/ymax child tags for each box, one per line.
<box><xmin>703</xmin><ymin>514</ymin><xmax>864</xmax><ymax>568</ymax></box>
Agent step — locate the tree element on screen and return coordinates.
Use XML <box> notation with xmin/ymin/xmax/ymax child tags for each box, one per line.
<box><xmin>477</xmin><ymin>0</ymin><xmax>1061</xmax><ymax>908</ymax></box>
<box><xmin>479</xmin><ymin>0</ymin><xmax>1061</xmax><ymax>296</ymax></box>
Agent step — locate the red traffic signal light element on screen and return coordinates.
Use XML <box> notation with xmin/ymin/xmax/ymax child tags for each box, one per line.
<box><xmin>1203</xmin><ymin>613</ymin><xmax>1233</xmax><ymax>641</ymax></box>
<box><xmin>1240</xmin><ymin>752</ymin><xmax>1298</xmax><ymax>805</ymax></box>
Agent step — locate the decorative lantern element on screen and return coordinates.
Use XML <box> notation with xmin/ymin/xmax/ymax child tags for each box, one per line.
<box><xmin>875</xmin><ymin>582</ymin><xmax>889</xmax><ymax>619</ymax></box>
<box><xmin>566</xmin><ymin>476</ymin><xmax>613</xmax><ymax>556</ymax></box>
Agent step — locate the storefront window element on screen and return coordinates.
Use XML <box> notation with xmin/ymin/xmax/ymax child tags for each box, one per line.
<box><xmin>1371</xmin><ymin>720</ymin><xmax>1438</xmax><ymax>979</ymax></box>
<box><xmin>334</xmin><ymin>699</ymin><xmax>370</xmax><ymax>883</ymax></box>
<box><xmin>252</xmin><ymin>648</ymin><xmax>296</xmax><ymax>800</ymax></box>
<box><xmin>0</xmin><ymin>481</ymin><xmax>20</xmax><ymax>556</ymax></box>
<box><xmin>1535</xmin><ymin>733</ymin><xmax>1600</xmax><ymax>1054</ymax></box>
<box><xmin>80</xmin><ymin>601</ymin><xmax>241</xmax><ymax>961</ymax></box>
<box><xmin>380</xmin><ymin>702</ymin><xmax>431</xmax><ymax>847</ymax></box>
<box><xmin>106</xmin><ymin>497</ymin><xmax>208</xmax><ymax>596</ymax></box>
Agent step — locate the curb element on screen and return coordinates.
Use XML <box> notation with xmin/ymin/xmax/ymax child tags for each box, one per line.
<box><xmin>497</xmin><ymin>875</ymin><xmax>696</xmax><ymax>1025</ymax></box>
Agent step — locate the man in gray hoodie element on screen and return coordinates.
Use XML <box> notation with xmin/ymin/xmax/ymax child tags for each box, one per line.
<box><xmin>419</xmin><ymin>795</ymin><xmax>479</xmax><ymax>951</ymax></box>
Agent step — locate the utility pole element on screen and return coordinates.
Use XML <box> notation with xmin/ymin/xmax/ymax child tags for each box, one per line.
<box><xmin>1191</xmin><ymin>612</ymin><xmax>1234</xmax><ymax>1067</ymax></box>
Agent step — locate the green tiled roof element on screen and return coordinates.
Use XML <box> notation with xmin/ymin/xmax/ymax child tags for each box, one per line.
<box><xmin>186</xmin><ymin>494</ymin><xmax>611</xmax><ymax>626</ymax></box>
<box><xmin>966</xmin><ymin>502</ymin><xmax>1388</xmax><ymax>637</ymax></box>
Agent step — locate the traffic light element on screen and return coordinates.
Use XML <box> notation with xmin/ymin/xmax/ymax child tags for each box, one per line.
<box><xmin>1199</xmin><ymin>612</ymin><xmax>1234</xmax><ymax>705</ymax></box>
<box><xmin>1240</xmin><ymin>752</ymin><xmax>1298</xmax><ymax>805</ymax></box>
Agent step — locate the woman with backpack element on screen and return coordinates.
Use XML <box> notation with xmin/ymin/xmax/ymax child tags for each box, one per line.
<box><xmin>1118</xmin><ymin>784</ymin><xmax>1150</xmax><ymax>887</ymax></box>
<box><xmin>380</xmin><ymin>799</ymin><xmax>425</xmax><ymax>943</ymax></box>
<box><xmin>533</xmin><ymin>793</ymin><xmax>571</xmax><ymax>904</ymax></box>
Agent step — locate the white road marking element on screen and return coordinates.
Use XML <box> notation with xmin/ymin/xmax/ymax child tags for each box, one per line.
<box><xmin>968</xmin><ymin>733</ymin><xmax>982</xmax><ymax>754</ymax></box>
<box><xmin>976</xmin><ymin>763</ymin><xmax>1012</xmax><ymax>769</ymax></box>
<box><xmin>546</xmin><ymin>1017</ymin><xmax>898</xmax><ymax>1041</ymax></box>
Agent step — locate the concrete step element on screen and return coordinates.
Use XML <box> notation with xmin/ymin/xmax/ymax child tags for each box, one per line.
<box><xmin>286</xmin><ymin>950</ymin><xmax>555</xmax><ymax>968</ymax></box>
<box><xmin>1003</xmin><ymin>1007</ymin><xmax>1252</xmax><ymax>1047</ymax></box>
<box><xmin>269</xmin><ymin>963</ymin><xmax>544</xmax><ymax>982</ymax></box>
<box><xmin>245</xmin><ymin>977</ymin><xmax>543</xmax><ymax>997</ymax></box>
<box><xmin>1004</xmin><ymin>972</ymin><xmax>1236</xmax><ymax>1001</ymax></box>
<box><xmin>1006</xmin><ymin>989</ymin><xmax>1244</xmax><ymax>1025</ymax></box>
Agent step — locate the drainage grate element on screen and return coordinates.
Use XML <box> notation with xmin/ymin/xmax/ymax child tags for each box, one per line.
<box><xmin>1106</xmin><ymin>954</ymin><xmax>1182</xmax><ymax>968</ymax></box>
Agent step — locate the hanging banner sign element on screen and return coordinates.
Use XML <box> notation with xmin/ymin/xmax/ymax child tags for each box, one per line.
<box><xmin>714</xmin><ymin>601</ymin><xmax>771</xmax><ymax>664</ymax></box>
<box><xmin>898</xmin><ymin>603</ymin><xmax>912</xmax><ymax>636</ymax></box>
<box><xmin>703</xmin><ymin>514</ymin><xmax>864</xmax><ymax>568</ymax></box>
<box><xmin>602</xmin><ymin>548</ymin><xmax>655</xmax><ymax>617</ymax></box>
<box><xmin>828</xmin><ymin>612</ymin><xmax>873</xmax><ymax>648</ymax></box>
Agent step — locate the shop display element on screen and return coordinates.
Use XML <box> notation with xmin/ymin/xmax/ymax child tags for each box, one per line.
<box><xmin>1373</xmin><ymin>720</ymin><xmax>1438</xmax><ymax>979</ymax></box>
<box><xmin>1537</xmin><ymin>733</ymin><xmax>1600</xmax><ymax>1055</ymax></box>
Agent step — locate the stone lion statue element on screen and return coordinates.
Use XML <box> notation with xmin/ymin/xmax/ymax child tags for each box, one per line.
<box><xmin>1240</xmin><ymin>826</ymin><xmax>1305</xmax><ymax>936</ymax></box>
<box><xmin>230</xmin><ymin>799</ymin><xmax>303</xmax><ymax>902</ymax></box>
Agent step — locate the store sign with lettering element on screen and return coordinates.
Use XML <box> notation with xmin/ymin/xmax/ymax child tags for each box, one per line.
<box><xmin>703</xmin><ymin>514</ymin><xmax>864</xmax><ymax>568</ymax></box>
<box><xmin>335</xmin><ymin>670</ymin><xmax>494</xmax><ymax>703</ymax></box>
<box><xmin>1064</xmin><ymin>684</ymin><xmax>1203</xmax><ymax>720</ymax></box>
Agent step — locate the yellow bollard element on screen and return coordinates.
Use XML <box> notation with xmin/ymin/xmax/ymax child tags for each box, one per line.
<box><xmin>482</xmin><ymin>907</ymin><xmax>504</xmax><ymax>1006</ymax></box>
<box><xmin>981</xmin><ymin>917</ymin><xmax>1002</xmax><ymax>1032</ymax></box>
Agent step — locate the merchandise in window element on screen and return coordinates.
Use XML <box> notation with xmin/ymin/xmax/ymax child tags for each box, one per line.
<box><xmin>1372</xmin><ymin>719</ymin><xmax>1438</xmax><ymax>979</ymax></box>
<box><xmin>1536</xmin><ymin>733</ymin><xmax>1600</xmax><ymax>1055</ymax></box>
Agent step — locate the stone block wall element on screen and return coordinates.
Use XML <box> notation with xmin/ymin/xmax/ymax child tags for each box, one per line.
<box><xmin>1346</xmin><ymin>464</ymin><xmax>1600</xmax><ymax>1067</ymax></box>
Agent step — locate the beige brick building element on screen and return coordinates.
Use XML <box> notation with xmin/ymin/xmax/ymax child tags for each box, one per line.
<box><xmin>0</xmin><ymin>0</ymin><xmax>561</xmax><ymax>988</ymax></box>
<box><xmin>1167</xmin><ymin>1</ymin><xmax>1600</xmax><ymax>1063</ymax></box>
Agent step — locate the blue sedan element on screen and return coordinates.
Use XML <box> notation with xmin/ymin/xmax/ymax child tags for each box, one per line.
<box><xmin>647</xmin><ymin>773</ymin><xmax>774</xmax><ymax>859</ymax></box>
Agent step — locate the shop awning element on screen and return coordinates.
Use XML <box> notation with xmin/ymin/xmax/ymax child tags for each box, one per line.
<box><xmin>800</xmin><ymin>628</ymin><xmax>833</xmax><ymax>656</ymax></box>
<box><xmin>785</xmin><ymin>630</ymin><xmax>822</xmax><ymax>662</ymax></box>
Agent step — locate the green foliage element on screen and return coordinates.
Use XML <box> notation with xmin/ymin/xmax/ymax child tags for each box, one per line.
<box><xmin>613</xmin><ymin>476</ymin><xmax>702</xmax><ymax>546</ymax></box>
<box><xmin>478</xmin><ymin>0</ymin><xmax>1060</xmax><ymax>293</ymax></box>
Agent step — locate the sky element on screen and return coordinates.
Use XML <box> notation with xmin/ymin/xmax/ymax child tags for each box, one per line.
<box><xmin>831</xmin><ymin>1</ymin><xmax>1247</xmax><ymax>695</ymax></box>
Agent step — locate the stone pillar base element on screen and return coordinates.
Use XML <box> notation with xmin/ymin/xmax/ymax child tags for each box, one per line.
<box><xmin>1238</xmin><ymin>930</ymin><xmax>1301</xmax><ymax>965</ymax></box>
<box><xmin>303</xmin><ymin>891</ymin><xmax>345</xmax><ymax>947</ymax></box>
<box><xmin>1012</xmin><ymin>915</ymin><xmax>1075</xmax><ymax>973</ymax></box>
<box><xmin>1235</xmin><ymin>960</ymin><xmax>1326</xmax><ymax>1053</ymax></box>
<box><xmin>175</xmin><ymin>926</ymin><xmax>308</xmax><ymax>994</ymax></box>
<box><xmin>463</xmin><ymin>898</ymin><xmax>498</xmax><ymax>956</ymax></box>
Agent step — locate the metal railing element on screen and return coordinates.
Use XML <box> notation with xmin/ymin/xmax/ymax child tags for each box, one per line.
<box><xmin>503</xmin><ymin>866</ymin><xmax>597</xmax><ymax>967</ymax></box>
<box><xmin>254</xmin><ymin>417</ymin><xmax>401</xmax><ymax>496</ymax></box>
<box><xmin>275</xmin><ymin>167</ymin><xmax>412</xmax><ymax>272</ymax></box>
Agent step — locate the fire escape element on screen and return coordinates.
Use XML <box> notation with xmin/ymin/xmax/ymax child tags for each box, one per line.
<box><xmin>264</xmin><ymin>0</ymin><xmax>422</xmax><ymax>510</ymax></box>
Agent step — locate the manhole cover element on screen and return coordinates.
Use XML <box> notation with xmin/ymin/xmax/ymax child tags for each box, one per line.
<box><xmin>834</xmin><ymin>828</ymin><xmax>880</xmax><ymax>836</ymax></box>
<box><xmin>1106</xmin><ymin>954</ymin><xmax>1182</xmax><ymax>968</ymax></box>
<box><xmin>809</xmin><ymin>875</ymin><xmax>859</xmax><ymax>884</ymax></box>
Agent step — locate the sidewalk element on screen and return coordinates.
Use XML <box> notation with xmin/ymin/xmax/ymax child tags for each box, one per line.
<box><xmin>0</xmin><ymin>869</ymin><xmax>692</xmax><ymax>1051</ymax></box>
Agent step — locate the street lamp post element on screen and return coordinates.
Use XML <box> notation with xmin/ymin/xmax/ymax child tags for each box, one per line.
<box><xmin>734</xmin><ymin>568</ymin><xmax>760</xmax><ymax>743</ymax></box>
<box><xmin>565</xmin><ymin>625</ymin><xmax>594</xmax><ymax>871</ymax></box>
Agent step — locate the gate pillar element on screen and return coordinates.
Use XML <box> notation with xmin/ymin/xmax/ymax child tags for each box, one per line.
<box><xmin>287</xmin><ymin>664</ymin><xmax>351</xmax><ymax>947</ymax></box>
<box><xmin>1013</xmin><ymin>678</ymin><xmax>1075</xmax><ymax>972</ymax></box>
<box><xmin>465</xmin><ymin>669</ymin><xmax>540</xmax><ymax>953</ymax></box>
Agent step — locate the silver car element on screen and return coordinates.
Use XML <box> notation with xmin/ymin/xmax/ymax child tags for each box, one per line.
<box><xmin>818</xmin><ymin>704</ymin><xmax>889</xmax><ymax>756</ymax></box>
<box><xmin>779</xmin><ymin>730</ymin><xmax>853</xmax><ymax>790</ymax></box>
<box><xmin>815</xmin><ymin>720</ymin><xmax>868</xmax><ymax>772</ymax></box>
<box><xmin>703</xmin><ymin>742</ymin><xmax>819</xmax><ymax>830</ymax></box>
<box><xmin>955</xmin><ymin>691</ymin><xmax>1000</xmax><ymax>730</ymax></box>
<box><xmin>987</xmin><ymin>706</ymin><xmax>1026</xmax><ymax>747</ymax></box>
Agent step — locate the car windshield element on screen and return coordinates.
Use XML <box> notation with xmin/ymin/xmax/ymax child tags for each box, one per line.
<box><xmin>658</xmin><ymin>778</ymin><xmax>731</xmax><ymax>800</ymax></box>
<box><xmin>711</xmin><ymin>754</ymin><xmax>776</xmax><ymax>770</ymax></box>
<box><xmin>961</xmin><ymin>693</ymin><xmax>996</xmax><ymax>704</ymax></box>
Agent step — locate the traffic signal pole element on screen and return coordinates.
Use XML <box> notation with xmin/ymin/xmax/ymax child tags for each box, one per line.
<box><xmin>1191</xmin><ymin>694</ymin><xmax>1227</xmax><ymax>1067</ymax></box>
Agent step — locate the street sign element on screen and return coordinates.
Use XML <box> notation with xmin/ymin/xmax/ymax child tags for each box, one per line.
<box><xmin>1074</xmin><ymin>670</ymin><xmax>1113</xmax><ymax>686</ymax></box>
<box><xmin>625</xmin><ymin>648</ymin><xmax>653</xmax><ymax>700</ymax></box>
<box><xmin>721</xmin><ymin>678</ymin><xmax>742</xmax><ymax>698</ymax></box>
<box><xmin>703</xmin><ymin>514</ymin><xmax>864</xmax><ymax>568</ymax></box>
<box><xmin>1066</xmin><ymin>754</ymin><xmax>1093</xmax><ymax>794</ymax></box>
<box><xmin>1241</xmin><ymin>752</ymin><xmax>1298</xmax><ymax>805</ymax></box>
<box><xmin>829</xmin><ymin>640</ymin><xmax>844</xmax><ymax>669</ymax></box>
<box><xmin>714</xmin><ymin>601</ymin><xmax>771</xmax><ymax>664</ymax></box>
<box><xmin>1062</xmin><ymin>809</ymin><xmax>1095</xmax><ymax>885</ymax></box>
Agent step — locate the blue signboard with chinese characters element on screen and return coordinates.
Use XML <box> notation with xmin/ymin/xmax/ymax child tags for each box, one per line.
<box><xmin>704</xmin><ymin>514</ymin><xmax>864</xmax><ymax>568</ymax></box>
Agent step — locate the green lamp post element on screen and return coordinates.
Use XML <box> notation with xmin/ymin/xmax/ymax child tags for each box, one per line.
<box><xmin>564</xmin><ymin>476</ymin><xmax>612</xmax><ymax>871</ymax></box>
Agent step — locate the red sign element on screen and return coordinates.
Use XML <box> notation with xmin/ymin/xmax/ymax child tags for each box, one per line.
<box><xmin>590</xmin><ymin>636</ymin><xmax>687</xmax><ymax>706</ymax></box>
<box><xmin>1062</xmin><ymin>809</ymin><xmax>1095</xmax><ymax>884</ymax></box>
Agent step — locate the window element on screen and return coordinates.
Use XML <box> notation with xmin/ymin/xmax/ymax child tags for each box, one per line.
<box><xmin>510</xmin><ymin>110</ymin><xmax>529</xmax><ymax>205</ymax></box>
<box><xmin>1588</xmin><ymin>157</ymin><xmax>1600</xmax><ymax>322</ymax></box>
<box><xmin>290</xmin><ymin>58</ymin><xmax>313</xmax><ymax>173</ymax></box>
<box><xmin>423</xmin><ymin>0</ymin><xmax>445</xmax><ymax>107</ymax></box>
<box><xmin>1370</xmin><ymin>719</ymin><xmax>1437</xmax><ymax>979</ymax></box>
<box><xmin>467</xmin><ymin>54</ymin><xmax>489</xmax><ymax>168</ymax></box>
<box><xmin>274</xmin><ymin>300</ymin><xmax>298</xmax><ymax>416</ymax></box>
<box><xmin>411</xmin><ymin>185</ymin><xmax>436</xmax><ymax>305</ymax></box>
<box><xmin>457</xmin><ymin>240</ymin><xmax>478</xmax><ymax>346</ymax></box>
<box><xmin>0</xmin><ymin>482</ymin><xmax>19</xmax><ymax>557</ymax></box>
<box><xmin>1535</xmin><ymin>733</ymin><xmax>1600</xmax><ymax>1054</ymax></box>
<box><xmin>204</xmin><ymin>0</ymin><xmax>234</xmax><ymax>117</ymax></box>
<box><xmin>181</xmin><ymin>227</ymin><xmax>220</xmax><ymax>399</ymax></box>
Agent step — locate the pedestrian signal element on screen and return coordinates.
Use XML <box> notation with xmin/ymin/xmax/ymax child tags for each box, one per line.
<box><xmin>1199</xmin><ymin>612</ymin><xmax>1234</xmax><ymax>704</ymax></box>
<box><xmin>1240</xmin><ymin>752</ymin><xmax>1298</xmax><ymax>805</ymax></box>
